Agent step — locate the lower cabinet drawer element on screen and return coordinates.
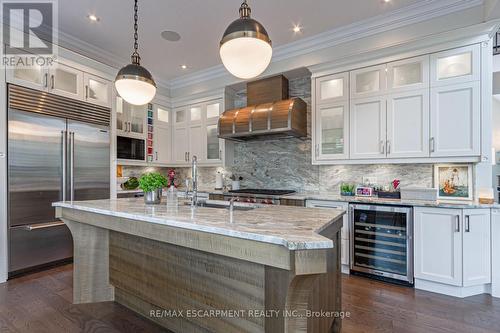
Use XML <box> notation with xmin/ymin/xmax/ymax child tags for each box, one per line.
<box><xmin>9</xmin><ymin>222</ymin><xmax>73</xmax><ymax>273</ymax></box>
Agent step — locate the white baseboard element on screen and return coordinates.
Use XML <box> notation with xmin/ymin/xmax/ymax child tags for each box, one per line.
<box><xmin>415</xmin><ymin>279</ymin><xmax>491</xmax><ymax>298</ymax></box>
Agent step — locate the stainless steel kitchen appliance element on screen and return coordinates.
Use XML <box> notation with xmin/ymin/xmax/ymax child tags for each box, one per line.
<box><xmin>350</xmin><ymin>204</ymin><xmax>413</xmax><ymax>285</ymax></box>
<box><xmin>222</xmin><ymin>189</ymin><xmax>296</xmax><ymax>205</ymax></box>
<box><xmin>7</xmin><ymin>84</ymin><xmax>111</xmax><ymax>275</ymax></box>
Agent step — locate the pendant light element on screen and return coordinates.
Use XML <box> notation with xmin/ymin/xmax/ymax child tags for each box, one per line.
<box><xmin>219</xmin><ymin>1</ymin><xmax>272</xmax><ymax>80</ymax></box>
<box><xmin>115</xmin><ymin>0</ymin><xmax>156</xmax><ymax>105</ymax></box>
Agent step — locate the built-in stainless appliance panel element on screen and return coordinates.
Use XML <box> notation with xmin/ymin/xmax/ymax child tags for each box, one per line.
<box><xmin>9</xmin><ymin>222</ymin><xmax>73</xmax><ymax>273</ymax></box>
<box><xmin>8</xmin><ymin>110</ymin><xmax>66</xmax><ymax>227</ymax></box>
<box><xmin>350</xmin><ymin>204</ymin><xmax>413</xmax><ymax>284</ymax></box>
<box><xmin>67</xmin><ymin>121</ymin><xmax>110</xmax><ymax>201</ymax></box>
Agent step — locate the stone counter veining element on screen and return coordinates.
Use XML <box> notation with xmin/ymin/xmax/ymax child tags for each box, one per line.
<box><xmin>53</xmin><ymin>198</ymin><xmax>344</xmax><ymax>250</ymax></box>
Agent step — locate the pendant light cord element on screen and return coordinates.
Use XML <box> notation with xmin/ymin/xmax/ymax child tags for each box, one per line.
<box><xmin>131</xmin><ymin>0</ymin><xmax>141</xmax><ymax>64</ymax></box>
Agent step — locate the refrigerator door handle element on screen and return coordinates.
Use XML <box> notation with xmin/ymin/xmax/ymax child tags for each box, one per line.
<box><xmin>22</xmin><ymin>221</ymin><xmax>66</xmax><ymax>231</ymax></box>
<box><xmin>70</xmin><ymin>132</ymin><xmax>75</xmax><ymax>201</ymax></box>
<box><xmin>61</xmin><ymin>130</ymin><xmax>67</xmax><ymax>201</ymax></box>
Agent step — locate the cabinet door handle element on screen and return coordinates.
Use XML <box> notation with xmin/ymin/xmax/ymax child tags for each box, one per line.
<box><xmin>380</xmin><ymin>140</ymin><xmax>385</xmax><ymax>154</ymax></box>
<box><xmin>184</xmin><ymin>152</ymin><xmax>187</xmax><ymax>162</ymax></box>
<box><xmin>430</xmin><ymin>137</ymin><xmax>435</xmax><ymax>153</ymax></box>
<box><xmin>155</xmin><ymin>152</ymin><xmax>158</xmax><ymax>161</ymax></box>
<box><xmin>387</xmin><ymin>140</ymin><xmax>391</xmax><ymax>154</ymax></box>
<box><xmin>85</xmin><ymin>85</ymin><xmax>89</xmax><ymax>99</ymax></box>
<box><xmin>51</xmin><ymin>75</ymin><xmax>55</xmax><ymax>89</ymax></box>
<box><xmin>219</xmin><ymin>149</ymin><xmax>222</xmax><ymax>160</ymax></box>
<box><xmin>455</xmin><ymin>215</ymin><xmax>460</xmax><ymax>232</ymax></box>
<box><xmin>44</xmin><ymin>73</ymin><xmax>48</xmax><ymax>87</ymax></box>
<box><xmin>316</xmin><ymin>144</ymin><xmax>319</xmax><ymax>157</ymax></box>
<box><xmin>465</xmin><ymin>215</ymin><xmax>470</xmax><ymax>232</ymax></box>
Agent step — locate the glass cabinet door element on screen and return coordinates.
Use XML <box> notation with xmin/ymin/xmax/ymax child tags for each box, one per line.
<box><xmin>431</xmin><ymin>44</ymin><xmax>480</xmax><ymax>86</ymax></box>
<box><xmin>84</xmin><ymin>73</ymin><xmax>110</xmax><ymax>107</ymax></box>
<box><xmin>190</xmin><ymin>106</ymin><xmax>202</xmax><ymax>122</ymax></box>
<box><xmin>316</xmin><ymin>101</ymin><xmax>349</xmax><ymax>160</ymax></box>
<box><xmin>49</xmin><ymin>63</ymin><xmax>83</xmax><ymax>99</ymax></box>
<box><xmin>206</xmin><ymin>102</ymin><xmax>221</xmax><ymax>120</ymax></box>
<box><xmin>155</xmin><ymin>106</ymin><xmax>170</xmax><ymax>128</ymax></box>
<box><xmin>128</xmin><ymin>104</ymin><xmax>146</xmax><ymax>135</ymax></box>
<box><xmin>206</xmin><ymin>124</ymin><xmax>221</xmax><ymax>161</ymax></box>
<box><xmin>116</xmin><ymin>96</ymin><xmax>126</xmax><ymax>132</ymax></box>
<box><xmin>8</xmin><ymin>59</ymin><xmax>48</xmax><ymax>91</ymax></box>
<box><xmin>316</xmin><ymin>72</ymin><xmax>349</xmax><ymax>104</ymax></box>
<box><xmin>350</xmin><ymin>64</ymin><xmax>386</xmax><ymax>99</ymax></box>
<box><xmin>387</xmin><ymin>55</ymin><xmax>429</xmax><ymax>92</ymax></box>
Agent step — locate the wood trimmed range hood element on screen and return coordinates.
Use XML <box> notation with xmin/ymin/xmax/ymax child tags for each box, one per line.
<box><xmin>218</xmin><ymin>75</ymin><xmax>307</xmax><ymax>141</ymax></box>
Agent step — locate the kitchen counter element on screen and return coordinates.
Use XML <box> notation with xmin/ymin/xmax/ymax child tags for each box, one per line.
<box><xmin>54</xmin><ymin>198</ymin><xmax>341</xmax><ymax>250</ymax></box>
<box><xmin>53</xmin><ymin>198</ymin><xmax>344</xmax><ymax>332</ymax></box>
<box><xmin>208</xmin><ymin>190</ymin><xmax>498</xmax><ymax>209</ymax></box>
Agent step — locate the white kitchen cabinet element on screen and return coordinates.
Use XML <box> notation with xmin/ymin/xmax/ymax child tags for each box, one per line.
<box><xmin>153</xmin><ymin>105</ymin><xmax>171</xmax><ymax>164</ymax></box>
<box><xmin>462</xmin><ymin>209</ymin><xmax>491</xmax><ymax>286</ymax></box>
<box><xmin>306</xmin><ymin>200</ymin><xmax>350</xmax><ymax>270</ymax></box>
<box><xmin>349</xmin><ymin>96</ymin><xmax>387</xmax><ymax>159</ymax></box>
<box><xmin>414</xmin><ymin>207</ymin><xmax>491</xmax><ymax>290</ymax></box>
<box><xmin>316</xmin><ymin>72</ymin><xmax>349</xmax><ymax>104</ymax></box>
<box><xmin>387</xmin><ymin>55</ymin><xmax>429</xmax><ymax>92</ymax></box>
<box><xmin>386</xmin><ymin>89</ymin><xmax>429</xmax><ymax>158</ymax></box>
<box><xmin>414</xmin><ymin>207</ymin><xmax>463</xmax><ymax>286</ymax></box>
<box><xmin>83</xmin><ymin>73</ymin><xmax>111</xmax><ymax>107</ymax></box>
<box><xmin>116</xmin><ymin>96</ymin><xmax>147</xmax><ymax>139</ymax></box>
<box><xmin>430</xmin><ymin>44</ymin><xmax>480</xmax><ymax>87</ymax></box>
<box><xmin>49</xmin><ymin>62</ymin><xmax>84</xmax><ymax>100</ymax></box>
<box><xmin>315</xmin><ymin>101</ymin><xmax>349</xmax><ymax>160</ymax></box>
<box><xmin>350</xmin><ymin>64</ymin><xmax>387</xmax><ymax>99</ymax></box>
<box><xmin>7</xmin><ymin>59</ymin><xmax>48</xmax><ymax>91</ymax></box>
<box><xmin>172</xmin><ymin>100</ymin><xmax>226</xmax><ymax>166</ymax></box>
<box><xmin>430</xmin><ymin>81</ymin><xmax>480</xmax><ymax>157</ymax></box>
<box><xmin>173</xmin><ymin>126</ymin><xmax>189</xmax><ymax>163</ymax></box>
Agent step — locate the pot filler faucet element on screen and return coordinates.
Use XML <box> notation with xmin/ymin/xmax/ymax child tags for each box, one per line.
<box><xmin>191</xmin><ymin>155</ymin><xmax>198</xmax><ymax>207</ymax></box>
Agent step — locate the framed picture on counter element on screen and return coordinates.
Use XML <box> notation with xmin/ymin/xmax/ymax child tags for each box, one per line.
<box><xmin>434</xmin><ymin>164</ymin><xmax>473</xmax><ymax>201</ymax></box>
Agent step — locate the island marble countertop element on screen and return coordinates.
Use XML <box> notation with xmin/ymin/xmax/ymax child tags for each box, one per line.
<box><xmin>53</xmin><ymin>198</ymin><xmax>344</xmax><ymax>250</ymax></box>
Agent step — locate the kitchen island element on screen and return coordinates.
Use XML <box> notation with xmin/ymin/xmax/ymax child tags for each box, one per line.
<box><xmin>53</xmin><ymin>198</ymin><xmax>344</xmax><ymax>333</ymax></box>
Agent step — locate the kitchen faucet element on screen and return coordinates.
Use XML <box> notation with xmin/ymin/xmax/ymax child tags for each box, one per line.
<box><xmin>191</xmin><ymin>155</ymin><xmax>198</xmax><ymax>207</ymax></box>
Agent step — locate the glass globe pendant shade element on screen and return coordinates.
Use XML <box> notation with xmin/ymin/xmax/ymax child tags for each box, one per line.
<box><xmin>220</xmin><ymin>1</ymin><xmax>272</xmax><ymax>79</ymax></box>
<box><xmin>115</xmin><ymin>62</ymin><xmax>157</xmax><ymax>105</ymax></box>
<box><xmin>220</xmin><ymin>37</ymin><xmax>272</xmax><ymax>79</ymax></box>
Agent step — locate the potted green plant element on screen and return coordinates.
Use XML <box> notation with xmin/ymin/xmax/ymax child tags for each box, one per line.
<box><xmin>139</xmin><ymin>172</ymin><xmax>167</xmax><ymax>204</ymax></box>
<box><xmin>340</xmin><ymin>183</ymin><xmax>355</xmax><ymax>196</ymax></box>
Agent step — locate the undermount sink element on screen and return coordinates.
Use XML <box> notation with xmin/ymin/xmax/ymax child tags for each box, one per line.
<box><xmin>182</xmin><ymin>200</ymin><xmax>258</xmax><ymax>211</ymax></box>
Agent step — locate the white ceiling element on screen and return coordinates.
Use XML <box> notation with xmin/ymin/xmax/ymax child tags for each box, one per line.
<box><xmin>56</xmin><ymin>0</ymin><xmax>430</xmax><ymax>82</ymax></box>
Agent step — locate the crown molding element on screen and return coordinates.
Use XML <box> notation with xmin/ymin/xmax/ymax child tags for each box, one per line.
<box><xmin>169</xmin><ymin>0</ymin><xmax>484</xmax><ymax>90</ymax></box>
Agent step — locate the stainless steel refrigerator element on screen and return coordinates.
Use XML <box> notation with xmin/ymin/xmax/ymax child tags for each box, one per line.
<box><xmin>7</xmin><ymin>84</ymin><xmax>111</xmax><ymax>275</ymax></box>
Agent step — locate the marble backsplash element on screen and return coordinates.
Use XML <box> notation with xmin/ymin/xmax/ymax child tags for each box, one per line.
<box><xmin>120</xmin><ymin>74</ymin><xmax>434</xmax><ymax>192</ymax></box>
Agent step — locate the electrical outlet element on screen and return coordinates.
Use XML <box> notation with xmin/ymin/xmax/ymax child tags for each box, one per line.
<box><xmin>363</xmin><ymin>177</ymin><xmax>377</xmax><ymax>185</ymax></box>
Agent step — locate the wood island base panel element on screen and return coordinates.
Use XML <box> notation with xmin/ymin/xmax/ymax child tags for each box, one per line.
<box><xmin>54</xmin><ymin>198</ymin><xmax>344</xmax><ymax>333</ymax></box>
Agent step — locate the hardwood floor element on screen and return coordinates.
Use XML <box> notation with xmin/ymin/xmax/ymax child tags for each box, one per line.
<box><xmin>0</xmin><ymin>264</ymin><xmax>499</xmax><ymax>333</ymax></box>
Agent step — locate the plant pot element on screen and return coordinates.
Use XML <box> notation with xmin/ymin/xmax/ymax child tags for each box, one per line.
<box><xmin>144</xmin><ymin>189</ymin><xmax>162</xmax><ymax>204</ymax></box>
<box><xmin>341</xmin><ymin>192</ymin><xmax>355</xmax><ymax>196</ymax></box>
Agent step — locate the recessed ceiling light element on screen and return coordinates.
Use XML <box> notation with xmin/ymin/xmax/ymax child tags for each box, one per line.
<box><xmin>292</xmin><ymin>25</ymin><xmax>302</xmax><ymax>33</ymax></box>
<box><xmin>180</xmin><ymin>65</ymin><xmax>187</xmax><ymax>69</ymax></box>
<box><xmin>161</xmin><ymin>30</ymin><xmax>181</xmax><ymax>42</ymax></box>
<box><xmin>87</xmin><ymin>14</ymin><xmax>100</xmax><ymax>22</ymax></box>
<box><xmin>384</xmin><ymin>0</ymin><xmax>391</xmax><ymax>2</ymax></box>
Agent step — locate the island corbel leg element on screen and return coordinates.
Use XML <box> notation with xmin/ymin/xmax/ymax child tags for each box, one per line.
<box><xmin>61</xmin><ymin>215</ymin><xmax>115</xmax><ymax>304</ymax></box>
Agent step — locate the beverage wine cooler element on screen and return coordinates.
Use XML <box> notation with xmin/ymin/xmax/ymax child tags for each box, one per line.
<box><xmin>350</xmin><ymin>204</ymin><xmax>414</xmax><ymax>285</ymax></box>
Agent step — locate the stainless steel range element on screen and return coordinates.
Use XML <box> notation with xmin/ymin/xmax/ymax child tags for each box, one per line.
<box><xmin>223</xmin><ymin>189</ymin><xmax>296</xmax><ymax>205</ymax></box>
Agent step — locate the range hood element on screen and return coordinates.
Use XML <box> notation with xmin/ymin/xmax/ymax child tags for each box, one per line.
<box><xmin>218</xmin><ymin>75</ymin><xmax>307</xmax><ymax>141</ymax></box>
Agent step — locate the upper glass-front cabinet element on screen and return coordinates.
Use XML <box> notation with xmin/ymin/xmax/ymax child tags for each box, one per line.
<box><xmin>116</xmin><ymin>96</ymin><xmax>147</xmax><ymax>138</ymax></box>
<box><xmin>430</xmin><ymin>44</ymin><xmax>480</xmax><ymax>86</ymax></box>
<box><xmin>350</xmin><ymin>64</ymin><xmax>387</xmax><ymax>99</ymax></box>
<box><xmin>316</xmin><ymin>102</ymin><xmax>349</xmax><ymax>160</ymax></box>
<box><xmin>84</xmin><ymin>73</ymin><xmax>111</xmax><ymax>107</ymax></box>
<box><xmin>50</xmin><ymin>63</ymin><xmax>83</xmax><ymax>100</ymax></box>
<box><xmin>316</xmin><ymin>72</ymin><xmax>349</xmax><ymax>104</ymax></box>
<box><xmin>387</xmin><ymin>55</ymin><xmax>429</xmax><ymax>92</ymax></box>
